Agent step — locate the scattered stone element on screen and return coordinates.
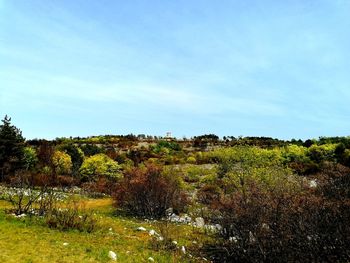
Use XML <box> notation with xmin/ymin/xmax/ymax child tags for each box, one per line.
<box><xmin>229</xmin><ymin>236</ymin><xmax>238</xmax><ymax>243</ymax></box>
<box><xmin>137</xmin><ymin>226</ymin><xmax>147</xmax><ymax>231</ymax></box>
<box><xmin>181</xmin><ymin>246</ymin><xmax>186</xmax><ymax>254</ymax></box>
<box><xmin>261</xmin><ymin>223</ymin><xmax>269</xmax><ymax>230</ymax></box>
<box><xmin>16</xmin><ymin>213</ymin><xmax>26</xmax><ymax>218</ymax></box>
<box><xmin>63</xmin><ymin>242</ymin><xmax>69</xmax><ymax>246</ymax></box>
<box><xmin>157</xmin><ymin>236</ymin><xmax>164</xmax><ymax>241</ymax></box>
<box><xmin>205</xmin><ymin>224</ymin><xmax>222</xmax><ymax>233</ymax></box>
<box><xmin>108</xmin><ymin>251</ymin><xmax>117</xmax><ymax>261</ymax></box>
<box><xmin>309</xmin><ymin>179</ymin><xmax>317</xmax><ymax>188</ymax></box>
<box><xmin>109</xmin><ymin>228</ymin><xmax>113</xmax><ymax>231</ymax></box>
<box><xmin>195</xmin><ymin>217</ymin><xmax>205</xmax><ymax>228</ymax></box>
<box><xmin>149</xmin><ymin>229</ymin><xmax>157</xmax><ymax>236</ymax></box>
<box><xmin>165</xmin><ymin>207</ymin><xmax>173</xmax><ymax>216</ymax></box>
<box><xmin>148</xmin><ymin>257</ymin><xmax>155</xmax><ymax>262</ymax></box>
<box><xmin>172</xmin><ymin>240</ymin><xmax>178</xmax><ymax>245</ymax></box>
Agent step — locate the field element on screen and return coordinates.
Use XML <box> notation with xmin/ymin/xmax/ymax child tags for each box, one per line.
<box><xmin>0</xmin><ymin>197</ymin><xmax>208</xmax><ymax>263</ymax></box>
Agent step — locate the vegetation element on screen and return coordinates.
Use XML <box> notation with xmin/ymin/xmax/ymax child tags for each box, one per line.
<box><xmin>1</xmin><ymin>115</ymin><xmax>350</xmax><ymax>262</ymax></box>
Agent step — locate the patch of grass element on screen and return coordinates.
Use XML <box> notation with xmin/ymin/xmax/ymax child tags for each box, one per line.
<box><xmin>0</xmin><ymin>196</ymin><xmax>207</xmax><ymax>262</ymax></box>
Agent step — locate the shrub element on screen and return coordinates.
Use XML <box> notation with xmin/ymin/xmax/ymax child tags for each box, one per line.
<box><xmin>45</xmin><ymin>199</ymin><xmax>97</xmax><ymax>232</ymax></box>
<box><xmin>202</xmin><ymin>179</ymin><xmax>350</xmax><ymax>262</ymax></box>
<box><xmin>82</xmin><ymin>177</ymin><xmax>116</xmax><ymax>197</ymax></box>
<box><xmin>52</xmin><ymin>150</ymin><xmax>72</xmax><ymax>175</ymax></box>
<box><xmin>113</xmin><ymin>164</ymin><xmax>189</xmax><ymax>218</ymax></box>
<box><xmin>186</xmin><ymin>156</ymin><xmax>197</xmax><ymax>164</ymax></box>
<box><xmin>3</xmin><ymin>171</ymin><xmax>58</xmax><ymax>215</ymax></box>
<box><xmin>79</xmin><ymin>154</ymin><xmax>121</xmax><ymax>182</ymax></box>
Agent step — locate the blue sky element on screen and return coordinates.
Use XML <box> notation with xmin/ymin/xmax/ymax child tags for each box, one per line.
<box><xmin>1</xmin><ymin>0</ymin><xmax>350</xmax><ymax>140</ymax></box>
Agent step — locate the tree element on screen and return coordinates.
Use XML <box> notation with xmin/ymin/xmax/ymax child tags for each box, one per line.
<box><xmin>0</xmin><ymin>115</ymin><xmax>25</xmax><ymax>180</ymax></box>
<box><xmin>52</xmin><ymin>150</ymin><xmax>72</xmax><ymax>175</ymax></box>
<box><xmin>22</xmin><ymin>146</ymin><xmax>38</xmax><ymax>171</ymax></box>
<box><xmin>79</xmin><ymin>153</ymin><xmax>121</xmax><ymax>181</ymax></box>
<box><xmin>58</xmin><ymin>143</ymin><xmax>84</xmax><ymax>176</ymax></box>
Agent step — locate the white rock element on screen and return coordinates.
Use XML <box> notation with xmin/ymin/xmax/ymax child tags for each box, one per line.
<box><xmin>149</xmin><ymin>229</ymin><xmax>157</xmax><ymax>236</ymax></box>
<box><xmin>195</xmin><ymin>217</ymin><xmax>205</xmax><ymax>228</ymax></box>
<box><xmin>63</xmin><ymin>242</ymin><xmax>69</xmax><ymax>246</ymax></box>
<box><xmin>148</xmin><ymin>257</ymin><xmax>155</xmax><ymax>262</ymax></box>
<box><xmin>165</xmin><ymin>207</ymin><xmax>173</xmax><ymax>216</ymax></box>
<box><xmin>157</xmin><ymin>236</ymin><xmax>164</xmax><ymax>241</ymax></box>
<box><xmin>108</xmin><ymin>251</ymin><xmax>117</xmax><ymax>261</ymax></box>
<box><xmin>181</xmin><ymin>246</ymin><xmax>186</xmax><ymax>254</ymax></box>
<box><xmin>261</xmin><ymin>223</ymin><xmax>269</xmax><ymax>230</ymax></box>
<box><xmin>16</xmin><ymin>213</ymin><xmax>26</xmax><ymax>218</ymax></box>
<box><xmin>109</xmin><ymin>228</ymin><xmax>113</xmax><ymax>231</ymax></box>
<box><xmin>309</xmin><ymin>179</ymin><xmax>317</xmax><ymax>188</ymax></box>
<box><xmin>229</xmin><ymin>236</ymin><xmax>238</xmax><ymax>243</ymax></box>
<box><xmin>137</xmin><ymin>226</ymin><xmax>147</xmax><ymax>231</ymax></box>
<box><xmin>172</xmin><ymin>240</ymin><xmax>178</xmax><ymax>245</ymax></box>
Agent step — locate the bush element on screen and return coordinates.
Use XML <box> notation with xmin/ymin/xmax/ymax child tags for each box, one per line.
<box><xmin>3</xmin><ymin>171</ymin><xmax>58</xmax><ymax>216</ymax></box>
<box><xmin>82</xmin><ymin>177</ymin><xmax>115</xmax><ymax>197</ymax></box>
<box><xmin>79</xmin><ymin>154</ymin><xmax>121</xmax><ymax>182</ymax></box>
<box><xmin>113</xmin><ymin>164</ymin><xmax>189</xmax><ymax>218</ymax></box>
<box><xmin>45</xmin><ymin>199</ymin><xmax>97</xmax><ymax>232</ymax></box>
<box><xmin>202</xmin><ymin>180</ymin><xmax>350</xmax><ymax>262</ymax></box>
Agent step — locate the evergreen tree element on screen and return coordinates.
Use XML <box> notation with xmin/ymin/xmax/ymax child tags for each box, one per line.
<box><xmin>0</xmin><ymin>115</ymin><xmax>25</xmax><ymax>180</ymax></box>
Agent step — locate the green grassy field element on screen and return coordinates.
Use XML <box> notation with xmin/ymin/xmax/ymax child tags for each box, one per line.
<box><xmin>0</xmin><ymin>198</ymin><xmax>207</xmax><ymax>263</ymax></box>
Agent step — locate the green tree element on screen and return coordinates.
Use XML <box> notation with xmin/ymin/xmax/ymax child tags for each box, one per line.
<box><xmin>0</xmin><ymin>115</ymin><xmax>25</xmax><ymax>180</ymax></box>
<box><xmin>79</xmin><ymin>153</ymin><xmax>121</xmax><ymax>181</ymax></box>
<box><xmin>58</xmin><ymin>143</ymin><xmax>84</xmax><ymax>176</ymax></box>
<box><xmin>22</xmin><ymin>146</ymin><xmax>38</xmax><ymax>171</ymax></box>
<box><xmin>52</xmin><ymin>150</ymin><xmax>72</xmax><ymax>175</ymax></box>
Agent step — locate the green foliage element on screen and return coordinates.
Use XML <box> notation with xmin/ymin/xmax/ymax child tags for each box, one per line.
<box><xmin>182</xmin><ymin>165</ymin><xmax>216</xmax><ymax>185</ymax></box>
<box><xmin>186</xmin><ymin>156</ymin><xmax>197</xmax><ymax>164</ymax></box>
<box><xmin>281</xmin><ymin>144</ymin><xmax>309</xmax><ymax>163</ymax></box>
<box><xmin>58</xmin><ymin>143</ymin><xmax>84</xmax><ymax>176</ymax></box>
<box><xmin>79</xmin><ymin>154</ymin><xmax>121</xmax><ymax>181</ymax></box>
<box><xmin>151</xmin><ymin>140</ymin><xmax>181</xmax><ymax>154</ymax></box>
<box><xmin>45</xmin><ymin>205</ymin><xmax>97</xmax><ymax>232</ymax></box>
<box><xmin>80</xmin><ymin>144</ymin><xmax>105</xmax><ymax>157</ymax></box>
<box><xmin>0</xmin><ymin>115</ymin><xmax>25</xmax><ymax>178</ymax></box>
<box><xmin>22</xmin><ymin>146</ymin><xmax>38</xmax><ymax>171</ymax></box>
<box><xmin>209</xmin><ymin>147</ymin><xmax>298</xmax><ymax>194</ymax></box>
<box><xmin>52</xmin><ymin>150</ymin><xmax>73</xmax><ymax>175</ymax></box>
<box><xmin>307</xmin><ymin>143</ymin><xmax>337</xmax><ymax>163</ymax></box>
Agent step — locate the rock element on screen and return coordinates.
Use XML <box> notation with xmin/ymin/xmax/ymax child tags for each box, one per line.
<box><xmin>137</xmin><ymin>226</ymin><xmax>147</xmax><ymax>231</ymax></box>
<box><xmin>229</xmin><ymin>236</ymin><xmax>238</xmax><ymax>243</ymax></box>
<box><xmin>261</xmin><ymin>223</ymin><xmax>269</xmax><ymax>230</ymax></box>
<box><xmin>172</xmin><ymin>240</ymin><xmax>178</xmax><ymax>245</ymax></box>
<box><xmin>165</xmin><ymin>207</ymin><xmax>173</xmax><ymax>216</ymax></box>
<box><xmin>148</xmin><ymin>257</ymin><xmax>155</xmax><ymax>262</ymax></box>
<box><xmin>195</xmin><ymin>217</ymin><xmax>205</xmax><ymax>228</ymax></box>
<box><xmin>16</xmin><ymin>213</ymin><xmax>26</xmax><ymax>218</ymax></box>
<box><xmin>149</xmin><ymin>229</ymin><xmax>157</xmax><ymax>236</ymax></box>
<box><xmin>108</xmin><ymin>251</ymin><xmax>117</xmax><ymax>261</ymax></box>
<box><xmin>309</xmin><ymin>179</ymin><xmax>317</xmax><ymax>188</ymax></box>
<box><xmin>157</xmin><ymin>236</ymin><xmax>164</xmax><ymax>241</ymax></box>
<box><xmin>181</xmin><ymin>246</ymin><xmax>186</xmax><ymax>254</ymax></box>
<box><xmin>63</xmin><ymin>242</ymin><xmax>69</xmax><ymax>246</ymax></box>
<box><xmin>109</xmin><ymin>228</ymin><xmax>113</xmax><ymax>231</ymax></box>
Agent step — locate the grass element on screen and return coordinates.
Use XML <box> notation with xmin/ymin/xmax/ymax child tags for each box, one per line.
<box><xmin>0</xmin><ymin>196</ymin><xmax>208</xmax><ymax>263</ymax></box>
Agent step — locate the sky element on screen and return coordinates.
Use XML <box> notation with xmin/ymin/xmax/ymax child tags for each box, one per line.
<box><xmin>1</xmin><ymin>0</ymin><xmax>350</xmax><ymax>140</ymax></box>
